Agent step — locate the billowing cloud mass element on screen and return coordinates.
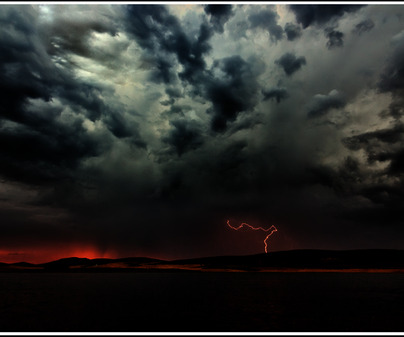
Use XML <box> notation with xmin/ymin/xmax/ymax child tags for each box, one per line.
<box><xmin>325</xmin><ymin>28</ymin><xmax>344</xmax><ymax>49</ymax></box>
<box><xmin>352</xmin><ymin>18</ymin><xmax>375</xmax><ymax>35</ymax></box>
<box><xmin>262</xmin><ymin>87</ymin><xmax>289</xmax><ymax>103</ymax></box>
<box><xmin>1</xmin><ymin>4</ymin><xmax>404</xmax><ymax>263</ymax></box>
<box><xmin>248</xmin><ymin>9</ymin><xmax>284</xmax><ymax>42</ymax></box>
<box><xmin>204</xmin><ymin>4</ymin><xmax>234</xmax><ymax>34</ymax></box>
<box><xmin>284</xmin><ymin>22</ymin><xmax>302</xmax><ymax>41</ymax></box>
<box><xmin>275</xmin><ymin>52</ymin><xmax>306</xmax><ymax>76</ymax></box>
<box><xmin>307</xmin><ymin>89</ymin><xmax>346</xmax><ymax>118</ymax></box>
<box><xmin>289</xmin><ymin>4</ymin><xmax>364</xmax><ymax>28</ymax></box>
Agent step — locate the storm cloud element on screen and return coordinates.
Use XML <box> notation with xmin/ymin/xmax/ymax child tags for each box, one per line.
<box><xmin>289</xmin><ymin>4</ymin><xmax>365</xmax><ymax>28</ymax></box>
<box><xmin>204</xmin><ymin>4</ymin><xmax>234</xmax><ymax>34</ymax></box>
<box><xmin>1</xmin><ymin>4</ymin><xmax>404</xmax><ymax>263</ymax></box>
<box><xmin>262</xmin><ymin>87</ymin><xmax>289</xmax><ymax>103</ymax></box>
<box><xmin>162</xmin><ymin>119</ymin><xmax>204</xmax><ymax>156</ymax></box>
<box><xmin>275</xmin><ymin>52</ymin><xmax>306</xmax><ymax>76</ymax></box>
<box><xmin>284</xmin><ymin>22</ymin><xmax>302</xmax><ymax>41</ymax></box>
<box><xmin>205</xmin><ymin>55</ymin><xmax>261</xmax><ymax>132</ymax></box>
<box><xmin>307</xmin><ymin>89</ymin><xmax>346</xmax><ymax>118</ymax></box>
<box><xmin>248</xmin><ymin>9</ymin><xmax>284</xmax><ymax>42</ymax></box>
<box><xmin>325</xmin><ymin>29</ymin><xmax>344</xmax><ymax>49</ymax></box>
<box><xmin>352</xmin><ymin>18</ymin><xmax>375</xmax><ymax>35</ymax></box>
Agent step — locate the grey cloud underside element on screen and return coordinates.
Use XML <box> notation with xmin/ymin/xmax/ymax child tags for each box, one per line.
<box><xmin>289</xmin><ymin>4</ymin><xmax>365</xmax><ymax>28</ymax></box>
<box><xmin>275</xmin><ymin>52</ymin><xmax>306</xmax><ymax>76</ymax></box>
<box><xmin>125</xmin><ymin>5</ymin><xmax>263</xmax><ymax>135</ymax></box>
<box><xmin>284</xmin><ymin>22</ymin><xmax>302</xmax><ymax>41</ymax></box>
<box><xmin>125</xmin><ymin>5</ymin><xmax>212</xmax><ymax>86</ymax></box>
<box><xmin>262</xmin><ymin>87</ymin><xmax>289</xmax><ymax>103</ymax></box>
<box><xmin>325</xmin><ymin>29</ymin><xmax>344</xmax><ymax>49</ymax></box>
<box><xmin>352</xmin><ymin>19</ymin><xmax>375</xmax><ymax>35</ymax></box>
<box><xmin>206</xmin><ymin>56</ymin><xmax>261</xmax><ymax>133</ymax></box>
<box><xmin>248</xmin><ymin>9</ymin><xmax>283</xmax><ymax>42</ymax></box>
<box><xmin>2</xmin><ymin>4</ymin><xmax>404</xmax><ymax>256</ymax></box>
<box><xmin>307</xmin><ymin>90</ymin><xmax>346</xmax><ymax>118</ymax></box>
<box><xmin>162</xmin><ymin>119</ymin><xmax>204</xmax><ymax>157</ymax></box>
<box><xmin>335</xmin><ymin>30</ymin><xmax>404</xmax><ymax>226</ymax></box>
<box><xmin>204</xmin><ymin>4</ymin><xmax>234</xmax><ymax>34</ymax></box>
<box><xmin>340</xmin><ymin>123</ymin><xmax>404</xmax><ymax>222</ymax></box>
<box><xmin>0</xmin><ymin>8</ymin><xmax>96</xmax><ymax>184</ymax></box>
<box><xmin>289</xmin><ymin>5</ymin><xmax>364</xmax><ymax>49</ymax></box>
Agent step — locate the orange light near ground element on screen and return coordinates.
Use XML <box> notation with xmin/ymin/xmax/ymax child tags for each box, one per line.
<box><xmin>0</xmin><ymin>245</ymin><xmax>118</xmax><ymax>264</ymax></box>
<box><xmin>226</xmin><ymin>220</ymin><xmax>278</xmax><ymax>253</ymax></box>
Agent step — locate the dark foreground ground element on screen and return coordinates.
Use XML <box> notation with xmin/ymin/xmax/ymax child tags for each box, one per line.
<box><xmin>1</xmin><ymin>272</ymin><xmax>404</xmax><ymax>332</ymax></box>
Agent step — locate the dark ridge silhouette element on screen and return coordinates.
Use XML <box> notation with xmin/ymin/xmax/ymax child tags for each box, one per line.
<box><xmin>38</xmin><ymin>256</ymin><xmax>164</xmax><ymax>270</ymax></box>
<box><xmin>1</xmin><ymin>249</ymin><xmax>404</xmax><ymax>272</ymax></box>
<box><xmin>40</xmin><ymin>257</ymin><xmax>92</xmax><ymax>270</ymax></box>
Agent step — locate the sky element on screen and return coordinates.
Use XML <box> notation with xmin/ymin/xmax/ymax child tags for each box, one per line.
<box><xmin>1</xmin><ymin>2</ymin><xmax>404</xmax><ymax>263</ymax></box>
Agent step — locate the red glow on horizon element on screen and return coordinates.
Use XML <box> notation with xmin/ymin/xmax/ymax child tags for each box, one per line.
<box><xmin>226</xmin><ymin>220</ymin><xmax>278</xmax><ymax>253</ymax></box>
<box><xmin>0</xmin><ymin>245</ymin><xmax>119</xmax><ymax>264</ymax></box>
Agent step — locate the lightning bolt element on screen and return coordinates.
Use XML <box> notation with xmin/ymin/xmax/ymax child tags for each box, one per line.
<box><xmin>226</xmin><ymin>220</ymin><xmax>278</xmax><ymax>253</ymax></box>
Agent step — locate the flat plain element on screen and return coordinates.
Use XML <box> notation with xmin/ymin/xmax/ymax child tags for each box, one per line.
<box><xmin>1</xmin><ymin>271</ymin><xmax>404</xmax><ymax>332</ymax></box>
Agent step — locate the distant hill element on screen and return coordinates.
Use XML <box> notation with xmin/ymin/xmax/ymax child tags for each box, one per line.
<box><xmin>38</xmin><ymin>256</ymin><xmax>164</xmax><ymax>270</ymax></box>
<box><xmin>1</xmin><ymin>249</ymin><xmax>404</xmax><ymax>272</ymax></box>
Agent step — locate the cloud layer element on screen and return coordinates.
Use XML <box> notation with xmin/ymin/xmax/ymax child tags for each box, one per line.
<box><xmin>1</xmin><ymin>4</ymin><xmax>404</xmax><ymax>262</ymax></box>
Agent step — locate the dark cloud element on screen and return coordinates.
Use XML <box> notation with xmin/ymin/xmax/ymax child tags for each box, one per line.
<box><xmin>380</xmin><ymin>98</ymin><xmax>404</xmax><ymax>120</ymax></box>
<box><xmin>2</xmin><ymin>4</ymin><xmax>404</xmax><ymax>261</ymax></box>
<box><xmin>0</xmin><ymin>118</ymin><xmax>100</xmax><ymax>185</ymax></box>
<box><xmin>342</xmin><ymin>123</ymin><xmax>404</xmax><ymax>154</ymax></box>
<box><xmin>339</xmin><ymin>123</ymin><xmax>404</xmax><ymax>225</ymax></box>
<box><xmin>160</xmin><ymin>87</ymin><xmax>184</xmax><ymax>106</ymax></box>
<box><xmin>125</xmin><ymin>5</ymin><xmax>213</xmax><ymax>86</ymax></box>
<box><xmin>125</xmin><ymin>5</ymin><xmax>177</xmax><ymax>50</ymax></box>
<box><xmin>289</xmin><ymin>5</ymin><xmax>365</xmax><ymax>29</ymax></box>
<box><xmin>378</xmin><ymin>31</ymin><xmax>404</xmax><ymax>122</ymax></box>
<box><xmin>41</xmin><ymin>13</ymin><xmax>118</xmax><ymax>61</ymax></box>
<box><xmin>284</xmin><ymin>22</ymin><xmax>302</xmax><ymax>41</ymax></box>
<box><xmin>341</xmin><ymin>122</ymin><xmax>404</xmax><ymax>223</ymax></box>
<box><xmin>58</xmin><ymin>81</ymin><xmax>113</xmax><ymax>122</ymax></box>
<box><xmin>325</xmin><ymin>28</ymin><xmax>344</xmax><ymax>49</ymax></box>
<box><xmin>204</xmin><ymin>4</ymin><xmax>234</xmax><ymax>34</ymax></box>
<box><xmin>148</xmin><ymin>57</ymin><xmax>177</xmax><ymax>85</ymax></box>
<box><xmin>165</xmin><ymin>87</ymin><xmax>183</xmax><ymax>102</ymax></box>
<box><xmin>0</xmin><ymin>8</ymin><xmax>53</xmax><ymax>122</ymax></box>
<box><xmin>378</xmin><ymin>32</ymin><xmax>404</xmax><ymax>94</ymax></box>
<box><xmin>0</xmin><ymin>5</ymin><xmax>145</xmax><ymax>187</ymax></box>
<box><xmin>162</xmin><ymin>104</ymin><xmax>192</xmax><ymax>117</ymax></box>
<box><xmin>162</xmin><ymin>119</ymin><xmax>204</xmax><ymax>156</ymax></box>
<box><xmin>0</xmin><ymin>7</ymin><xmax>98</xmax><ymax>185</ymax></box>
<box><xmin>350</xmin><ymin>123</ymin><xmax>403</xmax><ymax>145</ymax></box>
<box><xmin>361</xmin><ymin>183</ymin><xmax>404</xmax><ymax>210</ymax></box>
<box><xmin>125</xmin><ymin>6</ymin><xmax>261</xmax><ymax>134</ymax></box>
<box><xmin>248</xmin><ymin>10</ymin><xmax>283</xmax><ymax>42</ymax></box>
<box><xmin>352</xmin><ymin>18</ymin><xmax>375</xmax><ymax>35</ymax></box>
<box><xmin>334</xmin><ymin>156</ymin><xmax>363</xmax><ymax>194</ymax></box>
<box><xmin>174</xmin><ymin>22</ymin><xmax>213</xmax><ymax>85</ymax></box>
<box><xmin>331</xmin><ymin>29</ymin><xmax>404</xmax><ymax>230</ymax></box>
<box><xmin>275</xmin><ymin>52</ymin><xmax>306</xmax><ymax>76</ymax></box>
<box><xmin>307</xmin><ymin>90</ymin><xmax>346</xmax><ymax>118</ymax></box>
<box><xmin>262</xmin><ymin>87</ymin><xmax>289</xmax><ymax>103</ymax></box>
<box><xmin>206</xmin><ymin>56</ymin><xmax>260</xmax><ymax>133</ymax></box>
<box><xmin>104</xmin><ymin>112</ymin><xmax>146</xmax><ymax>147</ymax></box>
<box><xmin>124</xmin><ymin>5</ymin><xmax>181</xmax><ymax>84</ymax></box>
